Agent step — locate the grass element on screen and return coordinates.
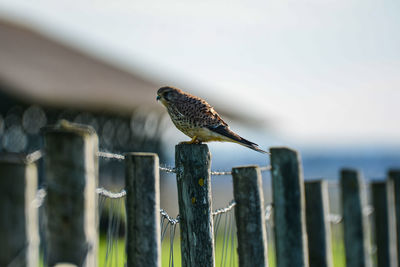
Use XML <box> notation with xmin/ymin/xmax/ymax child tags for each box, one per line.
<box><xmin>98</xmin><ymin>234</ymin><xmax>345</xmax><ymax>267</ymax></box>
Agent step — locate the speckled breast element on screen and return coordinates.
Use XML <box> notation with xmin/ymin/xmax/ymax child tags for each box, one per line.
<box><xmin>167</xmin><ymin>108</ymin><xmax>197</xmax><ymax>137</ymax></box>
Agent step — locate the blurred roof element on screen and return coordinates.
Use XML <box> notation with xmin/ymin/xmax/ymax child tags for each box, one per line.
<box><xmin>0</xmin><ymin>19</ymin><xmax>161</xmax><ymax>114</ymax></box>
<box><xmin>0</xmin><ymin>18</ymin><xmax>265</xmax><ymax>126</ymax></box>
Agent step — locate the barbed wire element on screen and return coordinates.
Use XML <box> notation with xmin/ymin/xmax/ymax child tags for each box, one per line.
<box><xmin>265</xmin><ymin>203</ymin><xmax>273</xmax><ymax>221</ymax></box>
<box><xmin>160</xmin><ymin>209</ymin><xmax>180</xmax><ymax>225</ymax></box>
<box><xmin>213</xmin><ymin>200</ymin><xmax>236</xmax><ymax>216</ymax></box>
<box><xmin>32</xmin><ymin>186</ymin><xmax>372</xmax><ymax>228</ymax></box>
<box><xmin>328</xmin><ymin>214</ymin><xmax>343</xmax><ymax>224</ymax></box>
<box><xmin>96</xmin><ymin>188</ymin><xmax>127</xmax><ymax>199</ymax></box>
<box><xmin>21</xmin><ymin>150</ymin><xmax>272</xmax><ymax>176</ymax></box>
<box><xmin>97</xmin><ymin>151</ymin><xmax>125</xmax><ymax>160</ymax></box>
<box><xmin>25</xmin><ymin>150</ymin><xmax>44</xmax><ymax>164</ymax></box>
<box><xmin>211</xmin><ymin>170</ymin><xmax>232</xmax><ymax>176</ymax></box>
<box><xmin>159</xmin><ymin>166</ymin><xmax>176</xmax><ymax>173</ymax></box>
<box><xmin>26</xmin><ymin>150</ymin><xmax>373</xmax><ymax>228</ymax></box>
<box><xmin>86</xmin><ymin>185</ymin><xmax>375</xmax><ymax>226</ymax></box>
<box><xmin>97</xmin><ymin>150</ymin><xmax>272</xmax><ymax>175</ymax></box>
<box><xmin>32</xmin><ymin>188</ymin><xmax>46</xmax><ymax>208</ymax></box>
<box><xmin>364</xmin><ymin>205</ymin><xmax>374</xmax><ymax>216</ymax></box>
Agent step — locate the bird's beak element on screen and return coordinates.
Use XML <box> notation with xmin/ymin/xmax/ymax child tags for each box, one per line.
<box><xmin>156</xmin><ymin>95</ymin><xmax>161</xmax><ymax>101</ymax></box>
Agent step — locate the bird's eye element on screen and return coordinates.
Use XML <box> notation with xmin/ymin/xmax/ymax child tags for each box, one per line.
<box><xmin>163</xmin><ymin>91</ymin><xmax>171</xmax><ymax>101</ymax></box>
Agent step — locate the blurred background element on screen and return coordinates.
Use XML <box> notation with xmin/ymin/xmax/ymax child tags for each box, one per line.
<box><xmin>0</xmin><ymin>0</ymin><xmax>399</xmax><ymax>218</ymax></box>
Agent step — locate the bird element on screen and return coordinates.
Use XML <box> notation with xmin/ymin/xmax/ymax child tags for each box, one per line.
<box><xmin>156</xmin><ymin>86</ymin><xmax>269</xmax><ymax>154</ymax></box>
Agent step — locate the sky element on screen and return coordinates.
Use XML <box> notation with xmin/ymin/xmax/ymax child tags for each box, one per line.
<box><xmin>0</xmin><ymin>0</ymin><xmax>399</xmax><ymax>147</ymax></box>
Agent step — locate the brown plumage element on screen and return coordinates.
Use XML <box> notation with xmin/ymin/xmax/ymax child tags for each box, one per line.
<box><xmin>156</xmin><ymin>86</ymin><xmax>269</xmax><ymax>154</ymax></box>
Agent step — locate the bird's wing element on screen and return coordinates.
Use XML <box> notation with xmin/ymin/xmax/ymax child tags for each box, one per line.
<box><xmin>173</xmin><ymin>94</ymin><xmax>269</xmax><ymax>154</ymax></box>
<box><xmin>174</xmin><ymin>96</ymin><xmax>228</xmax><ymax>127</ymax></box>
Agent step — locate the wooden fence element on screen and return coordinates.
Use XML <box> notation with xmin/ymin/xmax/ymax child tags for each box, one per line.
<box><xmin>0</xmin><ymin>122</ymin><xmax>400</xmax><ymax>267</ymax></box>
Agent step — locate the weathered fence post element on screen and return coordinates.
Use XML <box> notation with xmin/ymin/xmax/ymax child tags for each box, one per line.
<box><xmin>232</xmin><ymin>165</ymin><xmax>268</xmax><ymax>267</ymax></box>
<box><xmin>44</xmin><ymin>121</ymin><xmax>98</xmax><ymax>266</ymax></box>
<box><xmin>175</xmin><ymin>144</ymin><xmax>215</xmax><ymax>267</ymax></box>
<box><xmin>389</xmin><ymin>169</ymin><xmax>400</xmax><ymax>267</ymax></box>
<box><xmin>0</xmin><ymin>153</ymin><xmax>39</xmax><ymax>267</ymax></box>
<box><xmin>125</xmin><ymin>153</ymin><xmax>160</xmax><ymax>267</ymax></box>
<box><xmin>371</xmin><ymin>180</ymin><xmax>397</xmax><ymax>267</ymax></box>
<box><xmin>340</xmin><ymin>169</ymin><xmax>371</xmax><ymax>267</ymax></box>
<box><xmin>270</xmin><ymin>147</ymin><xmax>309</xmax><ymax>267</ymax></box>
<box><xmin>304</xmin><ymin>180</ymin><xmax>333</xmax><ymax>267</ymax></box>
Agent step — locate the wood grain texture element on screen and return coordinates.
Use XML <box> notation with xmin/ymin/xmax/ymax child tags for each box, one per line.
<box><xmin>232</xmin><ymin>165</ymin><xmax>268</xmax><ymax>267</ymax></box>
<box><xmin>270</xmin><ymin>147</ymin><xmax>309</xmax><ymax>267</ymax></box>
<box><xmin>340</xmin><ymin>169</ymin><xmax>371</xmax><ymax>267</ymax></box>
<box><xmin>305</xmin><ymin>180</ymin><xmax>333</xmax><ymax>267</ymax></box>
<box><xmin>0</xmin><ymin>154</ymin><xmax>39</xmax><ymax>267</ymax></box>
<box><xmin>175</xmin><ymin>144</ymin><xmax>215</xmax><ymax>267</ymax></box>
<box><xmin>371</xmin><ymin>180</ymin><xmax>397</xmax><ymax>267</ymax></box>
<box><xmin>44</xmin><ymin>122</ymin><xmax>98</xmax><ymax>266</ymax></box>
<box><xmin>125</xmin><ymin>153</ymin><xmax>161</xmax><ymax>267</ymax></box>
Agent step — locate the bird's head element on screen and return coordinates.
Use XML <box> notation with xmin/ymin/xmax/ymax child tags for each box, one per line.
<box><xmin>156</xmin><ymin>86</ymin><xmax>182</xmax><ymax>107</ymax></box>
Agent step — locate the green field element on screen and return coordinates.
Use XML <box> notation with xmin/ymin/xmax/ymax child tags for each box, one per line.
<box><xmin>99</xmin><ymin>233</ymin><xmax>345</xmax><ymax>267</ymax></box>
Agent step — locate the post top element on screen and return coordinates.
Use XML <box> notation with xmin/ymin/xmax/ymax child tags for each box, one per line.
<box><xmin>175</xmin><ymin>143</ymin><xmax>209</xmax><ymax>149</ymax></box>
<box><xmin>304</xmin><ymin>178</ymin><xmax>326</xmax><ymax>184</ymax></box>
<box><xmin>388</xmin><ymin>169</ymin><xmax>400</xmax><ymax>179</ymax></box>
<box><xmin>269</xmin><ymin>146</ymin><xmax>299</xmax><ymax>154</ymax></box>
<box><xmin>370</xmin><ymin>180</ymin><xmax>386</xmax><ymax>186</ymax></box>
<box><xmin>42</xmin><ymin>120</ymin><xmax>96</xmax><ymax>136</ymax></box>
<box><xmin>175</xmin><ymin>143</ymin><xmax>211</xmax><ymax>160</ymax></box>
<box><xmin>232</xmin><ymin>165</ymin><xmax>259</xmax><ymax>171</ymax></box>
<box><xmin>340</xmin><ymin>168</ymin><xmax>359</xmax><ymax>176</ymax></box>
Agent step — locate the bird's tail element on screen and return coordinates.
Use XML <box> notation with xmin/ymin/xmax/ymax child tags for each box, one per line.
<box><xmin>209</xmin><ymin>125</ymin><xmax>270</xmax><ymax>154</ymax></box>
<box><xmin>233</xmin><ymin>137</ymin><xmax>270</xmax><ymax>154</ymax></box>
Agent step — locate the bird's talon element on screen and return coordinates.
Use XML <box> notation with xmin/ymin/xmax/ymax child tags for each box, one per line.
<box><xmin>179</xmin><ymin>136</ymin><xmax>200</xmax><ymax>145</ymax></box>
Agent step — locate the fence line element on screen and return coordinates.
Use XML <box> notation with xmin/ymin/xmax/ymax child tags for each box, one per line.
<box><xmin>32</xmin><ymin>184</ymin><xmax>351</xmax><ymax>226</ymax></box>
<box><xmin>32</xmin><ymin>185</ymin><xmax>263</xmax><ymax>227</ymax></box>
<box><xmin>98</xmin><ymin>150</ymin><xmax>273</xmax><ymax>176</ymax></box>
<box><xmin>25</xmin><ymin>149</ymin><xmax>271</xmax><ymax>176</ymax></box>
<box><xmin>2</xmin><ymin>123</ymin><xmax>399</xmax><ymax>267</ymax></box>
<box><xmin>29</xmin><ymin>171</ymin><xmax>370</xmax><ymax>231</ymax></box>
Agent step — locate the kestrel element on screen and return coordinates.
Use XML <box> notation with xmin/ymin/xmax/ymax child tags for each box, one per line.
<box><xmin>156</xmin><ymin>86</ymin><xmax>269</xmax><ymax>154</ymax></box>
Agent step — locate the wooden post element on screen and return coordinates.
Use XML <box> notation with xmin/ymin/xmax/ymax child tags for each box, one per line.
<box><xmin>270</xmin><ymin>147</ymin><xmax>309</xmax><ymax>267</ymax></box>
<box><xmin>175</xmin><ymin>144</ymin><xmax>215</xmax><ymax>267</ymax></box>
<box><xmin>0</xmin><ymin>153</ymin><xmax>39</xmax><ymax>267</ymax></box>
<box><xmin>389</xmin><ymin>169</ymin><xmax>400</xmax><ymax>267</ymax></box>
<box><xmin>340</xmin><ymin>169</ymin><xmax>371</xmax><ymax>267</ymax></box>
<box><xmin>125</xmin><ymin>153</ymin><xmax>161</xmax><ymax>267</ymax></box>
<box><xmin>232</xmin><ymin>165</ymin><xmax>268</xmax><ymax>267</ymax></box>
<box><xmin>43</xmin><ymin>121</ymin><xmax>98</xmax><ymax>266</ymax></box>
<box><xmin>304</xmin><ymin>180</ymin><xmax>333</xmax><ymax>267</ymax></box>
<box><xmin>371</xmin><ymin>180</ymin><xmax>397</xmax><ymax>267</ymax></box>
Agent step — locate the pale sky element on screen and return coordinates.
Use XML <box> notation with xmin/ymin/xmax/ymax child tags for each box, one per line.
<box><xmin>1</xmin><ymin>0</ymin><xmax>399</xmax><ymax>147</ymax></box>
